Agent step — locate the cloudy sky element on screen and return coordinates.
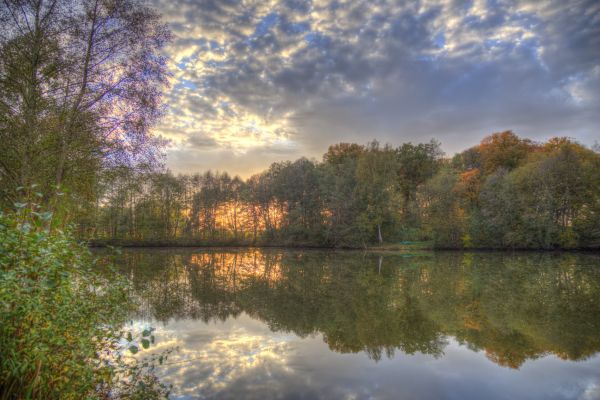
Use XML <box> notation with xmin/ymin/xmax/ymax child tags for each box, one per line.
<box><xmin>150</xmin><ymin>0</ymin><xmax>600</xmax><ymax>177</ymax></box>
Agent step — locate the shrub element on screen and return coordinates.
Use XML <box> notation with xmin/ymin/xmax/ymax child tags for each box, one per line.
<box><xmin>0</xmin><ymin>200</ymin><xmax>168</xmax><ymax>399</ymax></box>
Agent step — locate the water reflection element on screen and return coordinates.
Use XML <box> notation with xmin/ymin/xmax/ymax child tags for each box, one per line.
<box><xmin>107</xmin><ymin>250</ymin><xmax>600</xmax><ymax>399</ymax></box>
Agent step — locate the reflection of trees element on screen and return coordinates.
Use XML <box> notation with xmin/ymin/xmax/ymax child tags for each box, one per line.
<box><xmin>406</xmin><ymin>253</ymin><xmax>600</xmax><ymax>368</ymax></box>
<box><xmin>112</xmin><ymin>250</ymin><xmax>600</xmax><ymax>367</ymax></box>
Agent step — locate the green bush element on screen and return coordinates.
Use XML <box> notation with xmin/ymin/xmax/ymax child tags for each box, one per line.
<box><xmin>0</xmin><ymin>201</ymin><xmax>168</xmax><ymax>399</ymax></box>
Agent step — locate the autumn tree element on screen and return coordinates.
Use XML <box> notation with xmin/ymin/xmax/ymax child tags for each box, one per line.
<box><xmin>478</xmin><ymin>131</ymin><xmax>537</xmax><ymax>175</ymax></box>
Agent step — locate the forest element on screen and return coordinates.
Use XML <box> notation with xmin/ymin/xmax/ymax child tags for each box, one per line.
<box><xmin>0</xmin><ymin>0</ymin><xmax>598</xmax><ymax>251</ymax></box>
<box><xmin>86</xmin><ymin>132</ymin><xmax>600</xmax><ymax>249</ymax></box>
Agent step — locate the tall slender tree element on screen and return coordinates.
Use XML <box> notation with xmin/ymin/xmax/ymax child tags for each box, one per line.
<box><xmin>0</xmin><ymin>0</ymin><xmax>170</xmax><ymax>208</ymax></box>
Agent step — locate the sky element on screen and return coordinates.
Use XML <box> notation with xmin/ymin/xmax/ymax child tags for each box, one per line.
<box><xmin>149</xmin><ymin>0</ymin><xmax>600</xmax><ymax>177</ymax></box>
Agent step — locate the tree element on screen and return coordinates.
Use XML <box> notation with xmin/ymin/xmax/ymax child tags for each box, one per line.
<box><xmin>422</xmin><ymin>167</ymin><xmax>466</xmax><ymax>248</ymax></box>
<box><xmin>0</xmin><ymin>0</ymin><xmax>170</xmax><ymax>209</ymax></box>
<box><xmin>471</xmin><ymin>138</ymin><xmax>600</xmax><ymax>249</ymax></box>
<box><xmin>323</xmin><ymin>143</ymin><xmax>365</xmax><ymax>165</ymax></box>
<box><xmin>355</xmin><ymin>141</ymin><xmax>398</xmax><ymax>244</ymax></box>
<box><xmin>478</xmin><ymin>131</ymin><xmax>537</xmax><ymax>175</ymax></box>
<box><xmin>320</xmin><ymin>143</ymin><xmax>364</xmax><ymax>246</ymax></box>
<box><xmin>271</xmin><ymin>158</ymin><xmax>323</xmax><ymax>242</ymax></box>
<box><xmin>509</xmin><ymin>139</ymin><xmax>600</xmax><ymax>248</ymax></box>
<box><xmin>395</xmin><ymin>139</ymin><xmax>443</xmax><ymax>227</ymax></box>
<box><xmin>475</xmin><ymin>168</ymin><xmax>520</xmax><ymax>248</ymax></box>
<box><xmin>396</xmin><ymin>140</ymin><xmax>443</xmax><ymax>204</ymax></box>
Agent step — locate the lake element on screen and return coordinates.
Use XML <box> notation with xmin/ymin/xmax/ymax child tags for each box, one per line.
<box><xmin>105</xmin><ymin>249</ymin><xmax>600</xmax><ymax>399</ymax></box>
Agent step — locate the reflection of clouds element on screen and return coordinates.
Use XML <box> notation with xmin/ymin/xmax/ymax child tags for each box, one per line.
<box><xmin>167</xmin><ymin>333</ymin><xmax>291</xmax><ymax>397</ymax></box>
<box><xmin>141</xmin><ymin>315</ymin><xmax>295</xmax><ymax>399</ymax></box>
<box><xmin>581</xmin><ymin>383</ymin><xmax>600</xmax><ymax>400</ymax></box>
<box><xmin>133</xmin><ymin>314</ymin><xmax>600</xmax><ymax>400</ymax></box>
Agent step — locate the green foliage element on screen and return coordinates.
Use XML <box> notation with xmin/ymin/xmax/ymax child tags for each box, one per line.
<box><xmin>422</xmin><ymin>167</ymin><xmax>466</xmax><ymax>248</ymax></box>
<box><xmin>468</xmin><ymin>139</ymin><xmax>600</xmax><ymax>249</ymax></box>
<box><xmin>355</xmin><ymin>141</ymin><xmax>399</xmax><ymax>244</ymax></box>
<box><xmin>396</xmin><ymin>139</ymin><xmax>443</xmax><ymax>216</ymax></box>
<box><xmin>0</xmin><ymin>202</ymin><xmax>169</xmax><ymax>399</ymax></box>
<box><xmin>477</xmin><ymin>130</ymin><xmax>537</xmax><ymax>175</ymax></box>
<box><xmin>319</xmin><ymin>144</ymin><xmax>365</xmax><ymax>246</ymax></box>
<box><xmin>428</xmin><ymin>135</ymin><xmax>600</xmax><ymax>249</ymax></box>
<box><xmin>87</xmin><ymin>133</ymin><xmax>600</xmax><ymax>250</ymax></box>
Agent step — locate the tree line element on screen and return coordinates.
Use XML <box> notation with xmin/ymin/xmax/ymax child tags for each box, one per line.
<box><xmin>89</xmin><ymin>132</ymin><xmax>600</xmax><ymax>249</ymax></box>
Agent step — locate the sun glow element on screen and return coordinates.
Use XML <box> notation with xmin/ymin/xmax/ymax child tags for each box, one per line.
<box><xmin>190</xmin><ymin>251</ymin><xmax>285</xmax><ymax>284</ymax></box>
<box><xmin>190</xmin><ymin>200</ymin><xmax>286</xmax><ymax>241</ymax></box>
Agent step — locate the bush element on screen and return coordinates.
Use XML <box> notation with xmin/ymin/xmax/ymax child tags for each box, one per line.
<box><xmin>0</xmin><ymin>201</ymin><xmax>168</xmax><ymax>399</ymax></box>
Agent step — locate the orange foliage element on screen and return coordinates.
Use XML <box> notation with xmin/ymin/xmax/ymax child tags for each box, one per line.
<box><xmin>478</xmin><ymin>131</ymin><xmax>538</xmax><ymax>174</ymax></box>
<box><xmin>189</xmin><ymin>251</ymin><xmax>284</xmax><ymax>283</ymax></box>
<box><xmin>457</xmin><ymin>168</ymin><xmax>481</xmax><ymax>203</ymax></box>
<box><xmin>463</xmin><ymin>316</ymin><xmax>481</xmax><ymax>331</ymax></box>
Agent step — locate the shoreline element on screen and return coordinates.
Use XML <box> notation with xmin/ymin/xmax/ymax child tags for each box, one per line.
<box><xmin>86</xmin><ymin>240</ymin><xmax>600</xmax><ymax>253</ymax></box>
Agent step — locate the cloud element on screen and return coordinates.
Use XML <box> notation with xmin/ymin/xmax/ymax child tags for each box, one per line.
<box><xmin>150</xmin><ymin>0</ymin><xmax>600</xmax><ymax>175</ymax></box>
<box><xmin>167</xmin><ymin>144</ymin><xmax>303</xmax><ymax>178</ymax></box>
<box><xmin>187</xmin><ymin>134</ymin><xmax>219</xmax><ymax>149</ymax></box>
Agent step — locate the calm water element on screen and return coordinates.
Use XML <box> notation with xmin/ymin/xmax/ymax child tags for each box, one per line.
<box><xmin>106</xmin><ymin>249</ymin><xmax>600</xmax><ymax>400</ymax></box>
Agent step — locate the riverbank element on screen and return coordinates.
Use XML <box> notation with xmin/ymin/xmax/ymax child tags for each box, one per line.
<box><xmin>87</xmin><ymin>238</ymin><xmax>435</xmax><ymax>251</ymax></box>
<box><xmin>86</xmin><ymin>239</ymin><xmax>599</xmax><ymax>252</ymax></box>
<box><xmin>88</xmin><ymin>238</ymin><xmax>341</xmax><ymax>249</ymax></box>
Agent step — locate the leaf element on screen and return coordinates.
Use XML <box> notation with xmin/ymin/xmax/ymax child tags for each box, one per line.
<box><xmin>20</xmin><ymin>222</ymin><xmax>31</xmax><ymax>233</ymax></box>
<box><xmin>126</xmin><ymin>332</ymin><xmax>133</xmax><ymax>342</ymax></box>
<box><xmin>129</xmin><ymin>345</ymin><xmax>139</xmax><ymax>354</ymax></box>
<box><xmin>38</xmin><ymin>212</ymin><xmax>53</xmax><ymax>221</ymax></box>
<box><xmin>141</xmin><ymin>339</ymin><xmax>150</xmax><ymax>349</ymax></box>
<box><xmin>44</xmin><ymin>279</ymin><xmax>57</xmax><ymax>289</ymax></box>
<box><xmin>14</xmin><ymin>202</ymin><xmax>27</xmax><ymax>209</ymax></box>
<box><xmin>142</xmin><ymin>328</ymin><xmax>152</xmax><ymax>337</ymax></box>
